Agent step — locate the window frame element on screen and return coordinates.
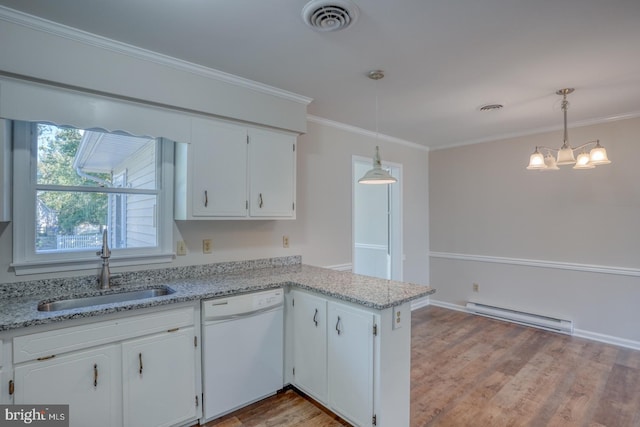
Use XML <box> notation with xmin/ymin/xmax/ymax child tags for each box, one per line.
<box><xmin>11</xmin><ymin>121</ymin><xmax>175</xmax><ymax>275</ymax></box>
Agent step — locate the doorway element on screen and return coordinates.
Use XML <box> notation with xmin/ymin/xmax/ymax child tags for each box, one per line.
<box><xmin>352</xmin><ymin>156</ymin><xmax>402</xmax><ymax>281</ymax></box>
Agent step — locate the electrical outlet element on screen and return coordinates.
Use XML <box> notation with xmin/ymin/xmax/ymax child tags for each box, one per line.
<box><xmin>176</xmin><ymin>240</ymin><xmax>187</xmax><ymax>256</ymax></box>
<box><xmin>393</xmin><ymin>306</ymin><xmax>402</xmax><ymax>329</ymax></box>
<box><xmin>283</xmin><ymin>235</ymin><xmax>290</xmax><ymax>248</ymax></box>
<box><xmin>473</xmin><ymin>283</ymin><xmax>479</xmax><ymax>292</ymax></box>
<box><xmin>203</xmin><ymin>239</ymin><xmax>212</xmax><ymax>254</ymax></box>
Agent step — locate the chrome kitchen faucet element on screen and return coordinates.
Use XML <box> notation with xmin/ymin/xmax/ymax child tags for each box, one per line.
<box><xmin>97</xmin><ymin>228</ymin><xmax>111</xmax><ymax>289</ymax></box>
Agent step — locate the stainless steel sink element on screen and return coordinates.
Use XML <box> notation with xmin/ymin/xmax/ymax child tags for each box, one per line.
<box><xmin>37</xmin><ymin>286</ymin><xmax>175</xmax><ymax>312</ymax></box>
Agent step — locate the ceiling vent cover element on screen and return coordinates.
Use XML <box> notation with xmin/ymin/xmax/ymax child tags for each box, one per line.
<box><xmin>302</xmin><ymin>0</ymin><xmax>359</xmax><ymax>32</ymax></box>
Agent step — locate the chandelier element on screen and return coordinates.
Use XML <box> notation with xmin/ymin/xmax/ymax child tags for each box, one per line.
<box><xmin>527</xmin><ymin>88</ymin><xmax>611</xmax><ymax>170</ymax></box>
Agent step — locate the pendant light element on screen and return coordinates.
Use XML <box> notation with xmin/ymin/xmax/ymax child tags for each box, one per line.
<box><xmin>358</xmin><ymin>70</ymin><xmax>397</xmax><ymax>185</ymax></box>
<box><xmin>527</xmin><ymin>88</ymin><xmax>611</xmax><ymax>171</ymax></box>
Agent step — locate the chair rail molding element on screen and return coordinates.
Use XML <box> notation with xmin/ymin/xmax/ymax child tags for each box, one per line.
<box><xmin>429</xmin><ymin>251</ymin><xmax>640</xmax><ymax>278</ymax></box>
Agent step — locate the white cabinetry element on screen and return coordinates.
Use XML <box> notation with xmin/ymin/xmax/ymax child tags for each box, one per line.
<box><xmin>189</xmin><ymin>119</ymin><xmax>247</xmax><ymax>217</ymax></box>
<box><xmin>248</xmin><ymin>128</ymin><xmax>296</xmax><ymax>218</ymax></box>
<box><xmin>175</xmin><ymin>118</ymin><xmax>296</xmax><ymax>220</ymax></box>
<box><xmin>14</xmin><ymin>344</ymin><xmax>121</xmax><ymax>427</ymax></box>
<box><xmin>291</xmin><ymin>291</ymin><xmax>327</xmax><ymax>403</ymax></box>
<box><xmin>289</xmin><ymin>289</ymin><xmax>411</xmax><ymax>427</ymax></box>
<box><xmin>0</xmin><ymin>119</ymin><xmax>11</xmax><ymax>222</ymax></box>
<box><xmin>0</xmin><ymin>339</ymin><xmax>10</xmax><ymax>404</ymax></box>
<box><xmin>327</xmin><ymin>302</ymin><xmax>375</xmax><ymax>427</ymax></box>
<box><xmin>7</xmin><ymin>304</ymin><xmax>200</xmax><ymax>427</ymax></box>
<box><xmin>122</xmin><ymin>327</ymin><xmax>197</xmax><ymax>427</ymax></box>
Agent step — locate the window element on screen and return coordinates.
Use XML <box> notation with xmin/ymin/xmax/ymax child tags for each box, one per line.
<box><xmin>12</xmin><ymin>121</ymin><xmax>174</xmax><ymax>275</ymax></box>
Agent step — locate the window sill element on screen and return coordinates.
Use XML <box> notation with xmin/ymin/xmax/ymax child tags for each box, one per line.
<box><xmin>11</xmin><ymin>253</ymin><xmax>175</xmax><ymax>276</ymax></box>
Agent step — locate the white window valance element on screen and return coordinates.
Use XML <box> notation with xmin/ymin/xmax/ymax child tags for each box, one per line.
<box><xmin>0</xmin><ymin>77</ymin><xmax>192</xmax><ymax>143</ymax></box>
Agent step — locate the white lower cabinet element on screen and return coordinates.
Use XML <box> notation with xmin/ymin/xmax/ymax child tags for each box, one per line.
<box><xmin>122</xmin><ymin>327</ymin><xmax>197</xmax><ymax>427</ymax></box>
<box><xmin>14</xmin><ymin>344</ymin><xmax>121</xmax><ymax>427</ymax></box>
<box><xmin>327</xmin><ymin>302</ymin><xmax>375</xmax><ymax>427</ymax></box>
<box><xmin>7</xmin><ymin>304</ymin><xmax>200</xmax><ymax>427</ymax></box>
<box><xmin>291</xmin><ymin>291</ymin><xmax>327</xmax><ymax>403</ymax></box>
<box><xmin>289</xmin><ymin>290</ymin><xmax>412</xmax><ymax>427</ymax></box>
<box><xmin>291</xmin><ymin>290</ymin><xmax>381</xmax><ymax>427</ymax></box>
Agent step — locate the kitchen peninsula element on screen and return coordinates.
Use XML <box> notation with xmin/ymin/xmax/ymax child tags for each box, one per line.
<box><xmin>0</xmin><ymin>256</ymin><xmax>435</xmax><ymax>427</ymax></box>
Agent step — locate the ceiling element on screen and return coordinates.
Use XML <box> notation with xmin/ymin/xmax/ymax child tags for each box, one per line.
<box><xmin>1</xmin><ymin>0</ymin><xmax>640</xmax><ymax>149</ymax></box>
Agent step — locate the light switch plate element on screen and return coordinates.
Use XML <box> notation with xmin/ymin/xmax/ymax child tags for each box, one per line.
<box><xmin>176</xmin><ymin>240</ymin><xmax>187</xmax><ymax>256</ymax></box>
<box><xmin>203</xmin><ymin>239</ymin><xmax>212</xmax><ymax>254</ymax></box>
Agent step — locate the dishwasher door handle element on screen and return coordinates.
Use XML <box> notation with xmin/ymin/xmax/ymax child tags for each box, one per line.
<box><xmin>204</xmin><ymin>304</ymin><xmax>283</xmax><ymax>322</ymax></box>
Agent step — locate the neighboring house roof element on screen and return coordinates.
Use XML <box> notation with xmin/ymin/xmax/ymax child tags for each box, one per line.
<box><xmin>73</xmin><ymin>131</ymin><xmax>155</xmax><ymax>174</ymax></box>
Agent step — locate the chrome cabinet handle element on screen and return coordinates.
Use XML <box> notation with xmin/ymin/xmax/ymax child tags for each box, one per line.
<box><xmin>313</xmin><ymin>308</ymin><xmax>318</xmax><ymax>327</ymax></box>
<box><xmin>139</xmin><ymin>353</ymin><xmax>143</xmax><ymax>375</ymax></box>
<box><xmin>204</xmin><ymin>190</ymin><xmax>208</xmax><ymax>207</ymax></box>
<box><xmin>336</xmin><ymin>316</ymin><xmax>342</xmax><ymax>335</ymax></box>
<box><xmin>94</xmin><ymin>363</ymin><xmax>98</xmax><ymax>387</ymax></box>
<box><xmin>259</xmin><ymin>193</ymin><xmax>264</xmax><ymax>208</ymax></box>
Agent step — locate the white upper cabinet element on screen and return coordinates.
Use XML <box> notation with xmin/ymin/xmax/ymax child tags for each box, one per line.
<box><xmin>175</xmin><ymin>118</ymin><xmax>297</xmax><ymax>220</ymax></box>
<box><xmin>0</xmin><ymin>120</ymin><xmax>11</xmax><ymax>222</ymax></box>
<box><xmin>190</xmin><ymin>119</ymin><xmax>248</xmax><ymax>218</ymax></box>
<box><xmin>248</xmin><ymin>128</ymin><xmax>296</xmax><ymax>218</ymax></box>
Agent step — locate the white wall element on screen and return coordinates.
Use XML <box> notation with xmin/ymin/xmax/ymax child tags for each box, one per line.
<box><xmin>429</xmin><ymin>117</ymin><xmax>640</xmax><ymax>347</ymax></box>
<box><xmin>0</xmin><ymin>117</ymin><xmax>430</xmax><ymax>285</ymax></box>
<box><xmin>169</xmin><ymin>119</ymin><xmax>429</xmax><ymax>284</ymax></box>
<box><xmin>0</xmin><ymin>5</ymin><xmax>428</xmax><ymax>287</ymax></box>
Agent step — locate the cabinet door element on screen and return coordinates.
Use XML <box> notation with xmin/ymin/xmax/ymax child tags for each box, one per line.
<box><xmin>191</xmin><ymin>119</ymin><xmax>248</xmax><ymax>217</ymax></box>
<box><xmin>248</xmin><ymin>128</ymin><xmax>296</xmax><ymax>218</ymax></box>
<box><xmin>122</xmin><ymin>327</ymin><xmax>197</xmax><ymax>427</ymax></box>
<box><xmin>291</xmin><ymin>291</ymin><xmax>327</xmax><ymax>403</ymax></box>
<box><xmin>14</xmin><ymin>344</ymin><xmax>121</xmax><ymax>427</ymax></box>
<box><xmin>328</xmin><ymin>302</ymin><xmax>375</xmax><ymax>427</ymax></box>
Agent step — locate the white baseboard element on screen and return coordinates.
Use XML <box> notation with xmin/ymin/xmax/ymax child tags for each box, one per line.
<box><xmin>410</xmin><ymin>296</ymin><xmax>430</xmax><ymax>310</ymax></box>
<box><xmin>324</xmin><ymin>263</ymin><xmax>352</xmax><ymax>272</ymax></box>
<box><xmin>423</xmin><ymin>299</ymin><xmax>640</xmax><ymax>351</ymax></box>
<box><xmin>573</xmin><ymin>329</ymin><xmax>640</xmax><ymax>351</ymax></box>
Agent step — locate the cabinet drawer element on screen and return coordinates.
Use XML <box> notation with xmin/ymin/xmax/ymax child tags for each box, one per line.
<box><xmin>14</xmin><ymin>307</ymin><xmax>195</xmax><ymax>363</ymax></box>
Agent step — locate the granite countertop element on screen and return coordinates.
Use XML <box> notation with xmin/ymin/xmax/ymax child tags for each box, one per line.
<box><xmin>0</xmin><ymin>257</ymin><xmax>435</xmax><ymax>332</ymax></box>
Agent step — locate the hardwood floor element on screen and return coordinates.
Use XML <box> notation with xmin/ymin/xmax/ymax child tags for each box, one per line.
<box><xmin>199</xmin><ymin>306</ymin><xmax>640</xmax><ymax>427</ymax></box>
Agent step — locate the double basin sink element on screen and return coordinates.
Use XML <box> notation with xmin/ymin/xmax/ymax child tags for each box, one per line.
<box><xmin>37</xmin><ymin>286</ymin><xmax>175</xmax><ymax>312</ymax></box>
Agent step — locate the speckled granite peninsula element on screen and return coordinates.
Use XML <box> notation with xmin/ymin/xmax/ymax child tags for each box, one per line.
<box><xmin>0</xmin><ymin>256</ymin><xmax>435</xmax><ymax>331</ymax></box>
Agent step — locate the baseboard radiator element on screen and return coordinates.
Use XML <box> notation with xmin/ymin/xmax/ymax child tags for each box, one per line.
<box><xmin>465</xmin><ymin>302</ymin><xmax>573</xmax><ymax>335</ymax></box>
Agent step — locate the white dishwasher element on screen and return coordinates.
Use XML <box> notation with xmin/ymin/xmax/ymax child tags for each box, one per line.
<box><xmin>201</xmin><ymin>288</ymin><xmax>284</xmax><ymax>422</ymax></box>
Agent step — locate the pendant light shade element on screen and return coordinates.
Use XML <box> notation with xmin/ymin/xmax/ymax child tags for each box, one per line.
<box><xmin>358</xmin><ymin>146</ymin><xmax>397</xmax><ymax>184</ymax></box>
<box><xmin>359</xmin><ymin>70</ymin><xmax>397</xmax><ymax>185</ymax></box>
<box><xmin>556</xmin><ymin>143</ymin><xmax>576</xmax><ymax>165</ymax></box>
<box><xmin>589</xmin><ymin>140</ymin><xmax>611</xmax><ymax>165</ymax></box>
<box><xmin>526</xmin><ymin>147</ymin><xmax>546</xmax><ymax>170</ymax></box>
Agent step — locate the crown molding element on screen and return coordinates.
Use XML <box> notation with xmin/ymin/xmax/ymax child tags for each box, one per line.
<box><xmin>431</xmin><ymin>110</ymin><xmax>640</xmax><ymax>151</ymax></box>
<box><xmin>307</xmin><ymin>115</ymin><xmax>428</xmax><ymax>152</ymax></box>
<box><xmin>0</xmin><ymin>6</ymin><xmax>313</xmax><ymax>106</ymax></box>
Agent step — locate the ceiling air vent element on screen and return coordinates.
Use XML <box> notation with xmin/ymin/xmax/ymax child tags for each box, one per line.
<box><xmin>302</xmin><ymin>0</ymin><xmax>359</xmax><ymax>32</ymax></box>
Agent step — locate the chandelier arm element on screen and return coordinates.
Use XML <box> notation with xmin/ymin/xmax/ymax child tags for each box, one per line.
<box><xmin>572</xmin><ymin>140</ymin><xmax>600</xmax><ymax>151</ymax></box>
<box><xmin>535</xmin><ymin>146</ymin><xmax>559</xmax><ymax>153</ymax></box>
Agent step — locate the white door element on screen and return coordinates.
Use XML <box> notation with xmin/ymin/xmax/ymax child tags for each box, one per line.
<box><xmin>14</xmin><ymin>344</ymin><xmax>121</xmax><ymax>427</ymax></box>
<box><xmin>191</xmin><ymin>119</ymin><xmax>248</xmax><ymax>217</ymax></box>
<box><xmin>353</xmin><ymin>157</ymin><xmax>402</xmax><ymax>280</ymax></box>
<box><xmin>248</xmin><ymin>128</ymin><xmax>296</xmax><ymax>217</ymax></box>
<box><xmin>122</xmin><ymin>327</ymin><xmax>197</xmax><ymax>427</ymax></box>
<box><xmin>327</xmin><ymin>301</ymin><xmax>375</xmax><ymax>426</ymax></box>
<box><xmin>291</xmin><ymin>290</ymin><xmax>328</xmax><ymax>403</ymax></box>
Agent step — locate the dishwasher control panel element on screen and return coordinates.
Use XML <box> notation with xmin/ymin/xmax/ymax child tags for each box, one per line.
<box><xmin>202</xmin><ymin>288</ymin><xmax>283</xmax><ymax>321</ymax></box>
